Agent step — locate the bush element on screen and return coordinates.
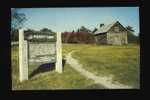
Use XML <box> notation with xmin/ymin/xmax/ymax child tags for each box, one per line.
<box><xmin>11</xmin><ymin>29</ymin><xmax>19</xmax><ymax>41</ymax></box>
<box><xmin>62</xmin><ymin>32</ymin><xmax>95</xmax><ymax>44</ymax></box>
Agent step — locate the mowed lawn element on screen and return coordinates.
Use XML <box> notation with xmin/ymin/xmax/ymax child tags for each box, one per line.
<box><xmin>11</xmin><ymin>45</ymin><xmax>94</xmax><ymax>90</ymax></box>
<box><xmin>63</xmin><ymin>44</ymin><xmax>140</xmax><ymax>88</ymax></box>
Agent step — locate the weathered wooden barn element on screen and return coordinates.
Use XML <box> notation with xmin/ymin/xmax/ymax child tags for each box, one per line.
<box><xmin>94</xmin><ymin>21</ymin><xmax>128</xmax><ymax>45</ymax></box>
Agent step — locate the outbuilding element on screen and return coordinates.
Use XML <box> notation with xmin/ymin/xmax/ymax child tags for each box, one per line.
<box><xmin>94</xmin><ymin>21</ymin><xmax>128</xmax><ymax>45</ymax></box>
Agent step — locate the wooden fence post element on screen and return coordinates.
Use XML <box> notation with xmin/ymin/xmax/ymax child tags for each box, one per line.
<box><xmin>19</xmin><ymin>29</ymin><xmax>28</xmax><ymax>82</ymax></box>
<box><xmin>56</xmin><ymin>32</ymin><xmax>63</xmax><ymax>73</ymax></box>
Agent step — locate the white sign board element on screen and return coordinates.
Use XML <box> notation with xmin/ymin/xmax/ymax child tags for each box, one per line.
<box><xmin>19</xmin><ymin>29</ymin><xmax>63</xmax><ymax>82</ymax></box>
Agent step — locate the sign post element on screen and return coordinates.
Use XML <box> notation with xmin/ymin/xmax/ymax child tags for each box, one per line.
<box><xmin>19</xmin><ymin>29</ymin><xmax>28</xmax><ymax>82</ymax></box>
<box><xmin>56</xmin><ymin>32</ymin><xmax>63</xmax><ymax>73</ymax></box>
<box><xmin>18</xmin><ymin>29</ymin><xmax>63</xmax><ymax>82</ymax></box>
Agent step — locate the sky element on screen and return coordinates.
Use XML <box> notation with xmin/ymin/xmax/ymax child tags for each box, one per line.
<box><xmin>15</xmin><ymin>7</ymin><xmax>140</xmax><ymax>36</ymax></box>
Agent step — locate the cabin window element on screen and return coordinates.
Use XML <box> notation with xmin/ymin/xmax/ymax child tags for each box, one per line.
<box><xmin>114</xmin><ymin>27</ymin><xmax>120</xmax><ymax>32</ymax></box>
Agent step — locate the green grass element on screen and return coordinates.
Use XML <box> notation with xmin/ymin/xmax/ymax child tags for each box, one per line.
<box><xmin>69</xmin><ymin>44</ymin><xmax>140</xmax><ymax>88</ymax></box>
<box><xmin>12</xmin><ymin>43</ymin><xmax>140</xmax><ymax>89</ymax></box>
<box><xmin>11</xmin><ymin>45</ymin><xmax>94</xmax><ymax>90</ymax></box>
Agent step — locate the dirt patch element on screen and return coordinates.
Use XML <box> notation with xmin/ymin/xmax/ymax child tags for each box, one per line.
<box><xmin>66</xmin><ymin>50</ymin><xmax>132</xmax><ymax>89</ymax></box>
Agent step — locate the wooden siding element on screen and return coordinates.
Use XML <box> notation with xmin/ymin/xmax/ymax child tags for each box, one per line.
<box><xmin>95</xmin><ymin>21</ymin><xmax>128</xmax><ymax>45</ymax></box>
<box><xmin>107</xmin><ymin>32</ymin><xmax>128</xmax><ymax>45</ymax></box>
<box><xmin>95</xmin><ymin>33</ymin><xmax>107</xmax><ymax>44</ymax></box>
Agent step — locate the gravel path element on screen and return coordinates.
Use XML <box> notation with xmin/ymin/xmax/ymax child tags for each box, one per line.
<box><xmin>66</xmin><ymin>50</ymin><xmax>132</xmax><ymax>89</ymax></box>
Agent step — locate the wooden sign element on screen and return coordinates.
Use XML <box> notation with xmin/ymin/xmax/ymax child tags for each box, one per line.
<box><xmin>19</xmin><ymin>29</ymin><xmax>63</xmax><ymax>82</ymax></box>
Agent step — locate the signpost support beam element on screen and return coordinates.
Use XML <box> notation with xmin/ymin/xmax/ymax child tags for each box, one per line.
<box><xmin>19</xmin><ymin>29</ymin><xmax>28</xmax><ymax>82</ymax></box>
<box><xmin>56</xmin><ymin>32</ymin><xmax>63</xmax><ymax>73</ymax></box>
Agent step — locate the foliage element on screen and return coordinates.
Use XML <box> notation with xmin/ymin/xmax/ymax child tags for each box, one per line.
<box><xmin>62</xmin><ymin>32</ymin><xmax>95</xmax><ymax>44</ymax></box>
<box><xmin>126</xmin><ymin>26</ymin><xmax>135</xmax><ymax>32</ymax></box>
<box><xmin>40</xmin><ymin>28</ymin><xmax>54</xmax><ymax>33</ymax></box>
<box><xmin>11</xmin><ymin>29</ymin><xmax>19</xmax><ymax>41</ymax></box>
<box><xmin>127</xmin><ymin>33</ymin><xmax>139</xmax><ymax>43</ymax></box>
<box><xmin>125</xmin><ymin>25</ymin><xmax>139</xmax><ymax>43</ymax></box>
<box><xmin>92</xmin><ymin>28</ymin><xmax>98</xmax><ymax>33</ymax></box>
<box><xmin>78</xmin><ymin>26</ymin><xmax>92</xmax><ymax>33</ymax></box>
<box><xmin>11</xmin><ymin>8</ymin><xmax>27</xmax><ymax>30</ymax></box>
<box><xmin>62</xmin><ymin>26</ymin><xmax>95</xmax><ymax>44</ymax></box>
<box><xmin>11</xmin><ymin>8</ymin><xmax>27</xmax><ymax>41</ymax></box>
<box><xmin>99</xmin><ymin>23</ymin><xmax>104</xmax><ymax>27</ymax></box>
<box><xmin>11</xmin><ymin>28</ymin><xmax>56</xmax><ymax>41</ymax></box>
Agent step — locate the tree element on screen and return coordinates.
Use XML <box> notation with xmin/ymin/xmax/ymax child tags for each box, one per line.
<box><xmin>11</xmin><ymin>8</ymin><xmax>27</xmax><ymax>30</ymax></box>
<box><xmin>11</xmin><ymin>8</ymin><xmax>27</xmax><ymax>41</ymax></box>
<box><xmin>79</xmin><ymin>26</ymin><xmax>92</xmax><ymax>33</ymax></box>
<box><xmin>40</xmin><ymin>28</ymin><xmax>53</xmax><ymax>33</ymax></box>
<box><xmin>61</xmin><ymin>26</ymin><xmax>95</xmax><ymax>44</ymax></box>
<box><xmin>126</xmin><ymin>26</ymin><xmax>135</xmax><ymax>32</ymax></box>
<box><xmin>92</xmin><ymin>28</ymin><xmax>98</xmax><ymax>33</ymax></box>
<box><xmin>126</xmin><ymin>26</ymin><xmax>138</xmax><ymax>43</ymax></box>
<box><xmin>11</xmin><ymin>29</ymin><xmax>18</xmax><ymax>41</ymax></box>
<box><xmin>100</xmin><ymin>23</ymin><xmax>104</xmax><ymax>27</ymax></box>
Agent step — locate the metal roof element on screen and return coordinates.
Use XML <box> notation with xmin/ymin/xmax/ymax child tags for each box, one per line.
<box><xmin>94</xmin><ymin>21</ymin><xmax>118</xmax><ymax>35</ymax></box>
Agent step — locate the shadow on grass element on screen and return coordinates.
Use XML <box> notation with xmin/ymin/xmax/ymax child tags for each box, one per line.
<box><xmin>29</xmin><ymin>59</ymin><xmax>66</xmax><ymax>78</ymax></box>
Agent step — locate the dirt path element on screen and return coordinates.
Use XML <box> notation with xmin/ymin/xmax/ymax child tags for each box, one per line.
<box><xmin>66</xmin><ymin>50</ymin><xmax>132</xmax><ymax>89</ymax></box>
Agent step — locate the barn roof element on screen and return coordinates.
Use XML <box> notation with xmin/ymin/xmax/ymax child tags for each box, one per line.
<box><xmin>94</xmin><ymin>21</ymin><xmax>126</xmax><ymax>35</ymax></box>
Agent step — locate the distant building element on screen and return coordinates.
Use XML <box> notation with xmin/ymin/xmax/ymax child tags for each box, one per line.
<box><xmin>94</xmin><ymin>21</ymin><xmax>129</xmax><ymax>45</ymax></box>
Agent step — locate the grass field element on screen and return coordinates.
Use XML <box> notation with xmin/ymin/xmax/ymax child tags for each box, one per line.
<box><xmin>11</xmin><ymin>45</ymin><xmax>94</xmax><ymax>90</ymax></box>
<box><xmin>11</xmin><ymin>43</ymin><xmax>140</xmax><ymax>89</ymax></box>
<box><xmin>65</xmin><ymin>44</ymin><xmax>140</xmax><ymax>88</ymax></box>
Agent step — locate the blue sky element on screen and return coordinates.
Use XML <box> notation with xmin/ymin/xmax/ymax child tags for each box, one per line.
<box><xmin>15</xmin><ymin>7</ymin><xmax>139</xmax><ymax>35</ymax></box>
